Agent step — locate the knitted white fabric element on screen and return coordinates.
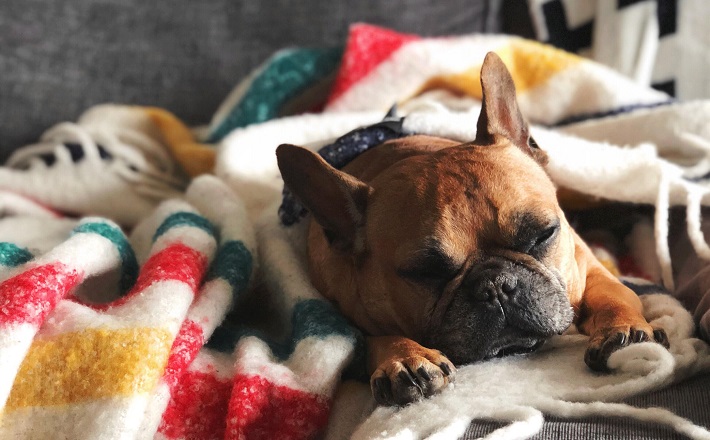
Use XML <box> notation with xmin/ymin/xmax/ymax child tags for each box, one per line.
<box><xmin>342</xmin><ymin>292</ymin><xmax>710</xmax><ymax>440</ymax></box>
<box><xmin>217</xmin><ymin>104</ymin><xmax>710</xmax><ymax>439</ymax></box>
<box><xmin>0</xmin><ymin>104</ymin><xmax>188</xmax><ymax>227</ymax></box>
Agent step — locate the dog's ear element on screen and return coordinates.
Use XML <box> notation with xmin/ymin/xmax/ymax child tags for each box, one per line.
<box><xmin>276</xmin><ymin>144</ymin><xmax>372</xmax><ymax>253</ymax></box>
<box><xmin>475</xmin><ymin>52</ymin><xmax>546</xmax><ymax>164</ymax></box>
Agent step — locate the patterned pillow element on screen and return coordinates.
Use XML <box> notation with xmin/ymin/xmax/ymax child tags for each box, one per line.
<box><xmin>510</xmin><ymin>0</ymin><xmax>708</xmax><ymax>100</ymax></box>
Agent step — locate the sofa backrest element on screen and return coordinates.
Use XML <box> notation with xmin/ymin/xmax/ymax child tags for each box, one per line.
<box><xmin>0</xmin><ymin>0</ymin><xmax>503</xmax><ymax>159</ymax></box>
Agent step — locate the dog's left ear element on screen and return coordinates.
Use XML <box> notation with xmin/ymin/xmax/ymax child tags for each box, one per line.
<box><xmin>475</xmin><ymin>52</ymin><xmax>546</xmax><ymax>164</ymax></box>
<box><xmin>276</xmin><ymin>144</ymin><xmax>372</xmax><ymax>254</ymax></box>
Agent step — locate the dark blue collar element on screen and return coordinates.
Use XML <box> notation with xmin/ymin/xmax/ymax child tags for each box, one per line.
<box><xmin>279</xmin><ymin>112</ymin><xmax>407</xmax><ymax>226</ymax></box>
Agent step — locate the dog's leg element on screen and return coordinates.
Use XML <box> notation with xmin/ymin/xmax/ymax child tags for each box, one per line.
<box><xmin>367</xmin><ymin>335</ymin><xmax>456</xmax><ymax>406</ymax></box>
<box><xmin>576</xmin><ymin>260</ymin><xmax>670</xmax><ymax>371</ymax></box>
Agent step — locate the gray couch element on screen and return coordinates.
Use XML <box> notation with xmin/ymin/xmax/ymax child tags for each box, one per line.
<box><xmin>2</xmin><ymin>1</ymin><xmax>708</xmax><ymax>438</ymax></box>
<box><xmin>0</xmin><ymin>0</ymin><xmax>502</xmax><ymax>160</ymax></box>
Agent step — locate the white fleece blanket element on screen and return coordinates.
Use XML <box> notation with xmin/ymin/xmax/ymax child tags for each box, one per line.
<box><xmin>343</xmin><ymin>294</ymin><xmax>710</xmax><ymax>440</ymax></box>
<box><xmin>215</xmin><ymin>105</ymin><xmax>710</xmax><ymax>439</ymax></box>
<box><xmin>213</xmin><ymin>28</ymin><xmax>710</xmax><ymax>438</ymax></box>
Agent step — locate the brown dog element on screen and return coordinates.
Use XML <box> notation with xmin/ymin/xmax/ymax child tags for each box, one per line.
<box><xmin>276</xmin><ymin>52</ymin><xmax>670</xmax><ymax>406</ymax></box>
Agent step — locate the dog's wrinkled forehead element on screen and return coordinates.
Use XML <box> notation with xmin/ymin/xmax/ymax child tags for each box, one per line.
<box><xmin>369</xmin><ymin>141</ymin><xmax>560</xmax><ymax>260</ymax></box>
<box><xmin>376</xmin><ymin>141</ymin><xmax>554</xmax><ymax>215</ymax></box>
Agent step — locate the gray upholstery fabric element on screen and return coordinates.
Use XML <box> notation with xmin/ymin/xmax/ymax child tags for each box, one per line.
<box><xmin>463</xmin><ymin>373</ymin><xmax>710</xmax><ymax>439</ymax></box>
<box><xmin>0</xmin><ymin>0</ymin><xmax>501</xmax><ymax>160</ymax></box>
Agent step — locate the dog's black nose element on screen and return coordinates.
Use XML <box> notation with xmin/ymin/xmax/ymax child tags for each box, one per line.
<box><xmin>471</xmin><ymin>282</ymin><xmax>494</xmax><ymax>301</ymax></box>
<box><xmin>471</xmin><ymin>275</ymin><xmax>519</xmax><ymax>302</ymax></box>
<box><xmin>501</xmin><ymin>277</ymin><xmax>518</xmax><ymax>294</ymax></box>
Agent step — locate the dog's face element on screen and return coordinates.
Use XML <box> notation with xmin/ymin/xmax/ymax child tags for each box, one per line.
<box><xmin>351</xmin><ymin>138</ymin><xmax>576</xmax><ymax>364</ymax></box>
<box><xmin>277</xmin><ymin>53</ymin><xmax>576</xmax><ymax>365</ymax></box>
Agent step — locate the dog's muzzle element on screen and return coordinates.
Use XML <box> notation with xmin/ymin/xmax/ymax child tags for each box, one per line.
<box><xmin>426</xmin><ymin>256</ymin><xmax>574</xmax><ymax>364</ymax></box>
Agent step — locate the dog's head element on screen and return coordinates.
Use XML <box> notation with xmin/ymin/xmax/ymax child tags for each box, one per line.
<box><xmin>277</xmin><ymin>52</ymin><xmax>575</xmax><ymax>364</ymax></box>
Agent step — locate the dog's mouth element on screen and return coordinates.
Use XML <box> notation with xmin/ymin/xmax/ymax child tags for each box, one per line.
<box><xmin>488</xmin><ymin>338</ymin><xmax>545</xmax><ymax>359</ymax></box>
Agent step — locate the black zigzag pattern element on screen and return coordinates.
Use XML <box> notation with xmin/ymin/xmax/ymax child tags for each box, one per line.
<box><xmin>541</xmin><ymin>0</ymin><xmax>594</xmax><ymax>53</ymax></box>
<box><xmin>616</xmin><ymin>0</ymin><xmax>679</xmax><ymax>97</ymax></box>
<box><xmin>617</xmin><ymin>0</ymin><xmax>646</xmax><ymax>8</ymax></box>
<box><xmin>617</xmin><ymin>0</ymin><xmax>678</xmax><ymax>36</ymax></box>
<box><xmin>657</xmin><ymin>0</ymin><xmax>678</xmax><ymax>36</ymax></box>
<box><xmin>652</xmin><ymin>79</ymin><xmax>676</xmax><ymax>97</ymax></box>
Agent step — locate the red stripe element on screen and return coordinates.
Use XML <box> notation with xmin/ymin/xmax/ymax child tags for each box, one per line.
<box><xmin>618</xmin><ymin>254</ymin><xmax>653</xmax><ymax>281</ymax></box>
<box><xmin>131</xmin><ymin>243</ymin><xmax>208</xmax><ymax>293</ymax></box>
<box><xmin>159</xmin><ymin>368</ymin><xmax>232</xmax><ymax>440</ymax></box>
<box><xmin>225</xmin><ymin>375</ymin><xmax>330</xmax><ymax>440</ymax></box>
<box><xmin>94</xmin><ymin>243</ymin><xmax>208</xmax><ymax>311</ymax></box>
<box><xmin>162</xmin><ymin>319</ymin><xmax>205</xmax><ymax>391</ymax></box>
<box><xmin>0</xmin><ymin>263</ymin><xmax>82</xmax><ymax>326</ymax></box>
<box><xmin>2</xmin><ymin>190</ymin><xmax>64</xmax><ymax>218</ymax></box>
<box><xmin>326</xmin><ymin>23</ymin><xmax>419</xmax><ymax>104</ymax></box>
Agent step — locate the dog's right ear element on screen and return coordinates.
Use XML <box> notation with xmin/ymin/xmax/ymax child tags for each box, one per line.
<box><xmin>474</xmin><ymin>52</ymin><xmax>548</xmax><ymax>165</ymax></box>
<box><xmin>276</xmin><ymin>144</ymin><xmax>372</xmax><ymax>253</ymax></box>
<box><xmin>475</xmin><ymin>52</ymin><xmax>528</xmax><ymax>147</ymax></box>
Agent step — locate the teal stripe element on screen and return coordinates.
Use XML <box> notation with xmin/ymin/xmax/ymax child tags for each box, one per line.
<box><xmin>0</xmin><ymin>242</ymin><xmax>33</xmax><ymax>267</ymax></box>
<box><xmin>206</xmin><ymin>320</ymin><xmax>243</xmax><ymax>354</ymax></box>
<box><xmin>72</xmin><ymin>222</ymin><xmax>138</xmax><ymax>293</ymax></box>
<box><xmin>152</xmin><ymin>212</ymin><xmax>216</xmax><ymax>242</ymax></box>
<box><xmin>207</xmin><ymin>46</ymin><xmax>343</xmax><ymax>143</ymax></box>
<box><xmin>291</xmin><ymin>299</ymin><xmax>359</xmax><ymax>342</ymax></box>
<box><xmin>291</xmin><ymin>299</ymin><xmax>366</xmax><ymax>379</ymax></box>
<box><xmin>206</xmin><ymin>240</ymin><xmax>252</xmax><ymax>293</ymax></box>
<box><xmin>202</xmin><ymin>240</ymin><xmax>253</xmax><ymax>354</ymax></box>
<box><xmin>208</xmin><ymin>325</ymin><xmax>291</xmax><ymax>360</ymax></box>
<box><xmin>206</xmin><ymin>298</ymin><xmax>363</xmax><ymax>361</ymax></box>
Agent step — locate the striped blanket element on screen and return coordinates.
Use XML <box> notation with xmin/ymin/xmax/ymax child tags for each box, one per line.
<box><xmin>1</xmin><ymin>23</ymin><xmax>710</xmax><ymax>440</ymax></box>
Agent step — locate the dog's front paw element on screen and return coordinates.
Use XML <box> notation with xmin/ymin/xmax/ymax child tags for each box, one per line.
<box><xmin>584</xmin><ymin>324</ymin><xmax>670</xmax><ymax>372</ymax></box>
<box><xmin>370</xmin><ymin>349</ymin><xmax>456</xmax><ymax>406</ymax></box>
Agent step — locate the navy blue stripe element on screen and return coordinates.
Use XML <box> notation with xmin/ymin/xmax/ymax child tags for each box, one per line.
<box><xmin>553</xmin><ymin>101</ymin><xmax>675</xmax><ymax>127</ymax></box>
<box><xmin>621</xmin><ymin>279</ymin><xmax>667</xmax><ymax>296</ymax></box>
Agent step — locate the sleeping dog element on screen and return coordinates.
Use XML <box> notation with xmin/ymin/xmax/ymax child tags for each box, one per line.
<box><xmin>276</xmin><ymin>52</ymin><xmax>669</xmax><ymax>406</ymax></box>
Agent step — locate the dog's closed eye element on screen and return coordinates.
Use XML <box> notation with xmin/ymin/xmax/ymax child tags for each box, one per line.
<box><xmin>528</xmin><ymin>136</ymin><xmax>539</xmax><ymax>149</ymax></box>
<box><xmin>526</xmin><ymin>223</ymin><xmax>559</xmax><ymax>255</ymax></box>
<box><xmin>512</xmin><ymin>213</ymin><xmax>560</xmax><ymax>257</ymax></box>
<box><xmin>397</xmin><ymin>244</ymin><xmax>460</xmax><ymax>286</ymax></box>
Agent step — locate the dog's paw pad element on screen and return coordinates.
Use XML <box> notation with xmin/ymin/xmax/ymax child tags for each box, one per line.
<box><xmin>370</xmin><ymin>352</ymin><xmax>455</xmax><ymax>406</ymax></box>
<box><xmin>585</xmin><ymin>325</ymin><xmax>670</xmax><ymax>372</ymax></box>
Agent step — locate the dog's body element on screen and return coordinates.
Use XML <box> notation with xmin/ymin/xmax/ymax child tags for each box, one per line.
<box><xmin>277</xmin><ymin>53</ymin><xmax>669</xmax><ymax>406</ymax></box>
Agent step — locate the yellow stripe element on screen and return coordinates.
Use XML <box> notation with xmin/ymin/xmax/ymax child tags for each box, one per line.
<box><xmin>6</xmin><ymin>327</ymin><xmax>172</xmax><ymax>409</ymax></box>
<box><xmin>146</xmin><ymin>107</ymin><xmax>216</xmax><ymax>177</ymax></box>
<box><xmin>590</xmin><ymin>246</ymin><xmax>622</xmax><ymax>277</ymax></box>
<box><xmin>415</xmin><ymin>40</ymin><xmax>583</xmax><ymax>99</ymax></box>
